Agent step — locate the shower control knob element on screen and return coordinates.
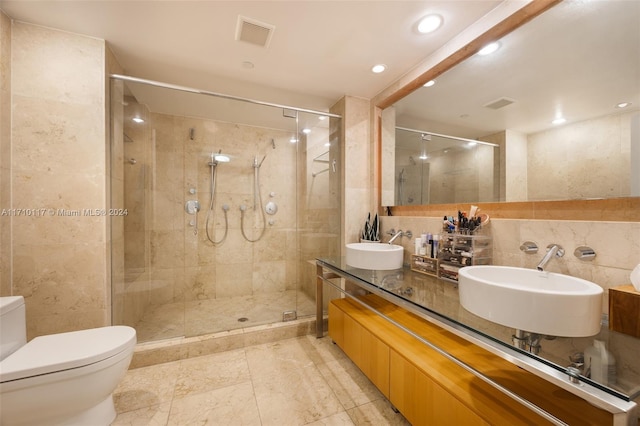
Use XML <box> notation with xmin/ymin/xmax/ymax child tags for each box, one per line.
<box><xmin>189</xmin><ymin>188</ymin><xmax>196</xmax><ymax>194</ymax></box>
<box><xmin>185</xmin><ymin>200</ymin><xmax>200</xmax><ymax>215</ymax></box>
<box><xmin>265</xmin><ymin>201</ymin><xmax>278</xmax><ymax>215</ymax></box>
<box><xmin>269</xmin><ymin>192</ymin><xmax>276</xmax><ymax>198</ymax></box>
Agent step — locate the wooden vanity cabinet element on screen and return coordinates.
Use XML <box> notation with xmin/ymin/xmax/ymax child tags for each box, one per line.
<box><xmin>389</xmin><ymin>349</ymin><xmax>488</xmax><ymax>425</ymax></box>
<box><xmin>328</xmin><ymin>295</ymin><xmax>614</xmax><ymax>426</ymax></box>
<box><xmin>329</xmin><ymin>301</ymin><xmax>390</xmax><ymax>397</ymax></box>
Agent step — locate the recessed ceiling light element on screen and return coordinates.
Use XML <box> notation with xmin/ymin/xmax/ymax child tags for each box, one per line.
<box><xmin>477</xmin><ymin>42</ymin><xmax>500</xmax><ymax>56</ymax></box>
<box><xmin>417</xmin><ymin>14</ymin><xmax>443</xmax><ymax>34</ymax></box>
<box><xmin>302</xmin><ymin>128</ymin><xmax>311</xmax><ymax>134</ymax></box>
<box><xmin>132</xmin><ymin>117</ymin><xmax>144</xmax><ymax>123</ymax></box>
<box><xmin>371</xmin><ymin>64</ymin><xmax>387</xmax><ymax>74</ymax></box>
<box><xmin>616</xmin><ymin>102</ymin><xmax>632</xmax><ymax>109</ymax></box>
<box><xmin>552</xmin><ymin>117</ymin><xmax>566</xmax><ymax>125</ymax></box>
<box><xmin>423</xmin><ymin>80</ymin><xmax>435</xmax><ymax>87</ymax></box>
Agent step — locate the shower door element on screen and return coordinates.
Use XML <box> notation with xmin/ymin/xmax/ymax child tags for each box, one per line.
<box><xmin>110</xmin><ymin>77</ymin><xmax>342</xmax><ymax>343</ymax></box>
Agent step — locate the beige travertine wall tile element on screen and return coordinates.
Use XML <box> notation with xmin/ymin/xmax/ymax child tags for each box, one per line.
<box><xmin>337</xmin><ymin>97</ymin><xmax>371</xmax><ymax>247</ymax></box>
<box><xmin>0</xmin><ymin>11</ymin><xmax>12</xmax><ymax>296</ymax></box>
<box><xmin>528</xmin><ymin>112</ymin><xmax>632</xmax><ymax>200</ymax></box>
<box><xmin>10</xmin><ymin>22</ymin><xmax>108</xmax><ymax>337</ymax></box>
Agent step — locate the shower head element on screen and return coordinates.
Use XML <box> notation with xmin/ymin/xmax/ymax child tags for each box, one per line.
<box><xmin>208</xmin><ymin>150</ymin><xmax>230</xmax><ymax>166</ymax></box>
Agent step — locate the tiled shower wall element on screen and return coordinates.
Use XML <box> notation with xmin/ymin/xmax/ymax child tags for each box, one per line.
<box><xmin>112</xmin><ymin>92</ymin><xmax>341</xmax><ymax>335</ymax></box>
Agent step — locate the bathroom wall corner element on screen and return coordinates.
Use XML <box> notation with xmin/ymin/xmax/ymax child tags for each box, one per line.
<box><xmin>0</xmin><ymin>10</ymin><xmax>12</xmax><ymax>297</ymax></box>
<box><xmin>332</xmin><ymin>95</ymin><xmax>372</xmax><ymax>252</ymax></box>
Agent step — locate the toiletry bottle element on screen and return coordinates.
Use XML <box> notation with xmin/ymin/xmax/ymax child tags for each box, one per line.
<box><xmin>433</xmin><ymin>235</ymin><xmax>440</xmax><ymax>259</ymax></box>
<box><xmin>585</xmin><ymin>340</ymin><xmax>606</xmax><ymax>383</ymax></box>
<box><xmin>415</xmin><ymin>238</ymin><xmax>421</xmax><ymax>255</ymax></box>
<box><xmin>598</xmin><ymin>341</ymin><xmax>617</xmax><ymax>386</ymax></box>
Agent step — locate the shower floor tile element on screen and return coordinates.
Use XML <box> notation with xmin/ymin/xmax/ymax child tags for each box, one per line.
<box><xmin>113</xmin><ymin>335</ymin><xmax>410</xmax><ymax>426</ymax></box>
<box><xmin>134</xmin><ymin>290</ymin><xmax>316</xmax><ymax>342</ymax></box>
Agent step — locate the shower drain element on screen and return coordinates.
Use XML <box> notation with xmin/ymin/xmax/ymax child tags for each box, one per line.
<box><xmin>237</xmin><ymin>317</ymin><xmax>249</xmax><ymax>322</ymax></box>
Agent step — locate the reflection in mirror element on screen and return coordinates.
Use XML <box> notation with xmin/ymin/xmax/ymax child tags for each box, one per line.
<box><xmin>394</xmin><ymin>128</ymin><xmax>499</xmax><ymax>205</ymax></box>
<box><xmin>381</xmin><ymin>0</ymin><xmax>640</xmax><ymax>207</ymax></box>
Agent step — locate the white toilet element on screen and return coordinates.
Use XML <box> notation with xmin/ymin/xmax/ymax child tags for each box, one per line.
<box><xmin>0</xmin><ymin>296</ymin><xmax>136</xmax><ymax>426</ymax></box>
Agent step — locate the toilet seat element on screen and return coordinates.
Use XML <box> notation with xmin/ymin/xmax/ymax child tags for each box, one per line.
<box><xmin>0</xmin><ymin>326</ymin><xmax>136</xmax><ymax>383</ymax></box>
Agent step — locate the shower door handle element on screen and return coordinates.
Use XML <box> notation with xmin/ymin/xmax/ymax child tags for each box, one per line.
<box><xmin>332</xmin><ymin>159</ymin><xmax>337</xmax><ymax>173</ymax></box>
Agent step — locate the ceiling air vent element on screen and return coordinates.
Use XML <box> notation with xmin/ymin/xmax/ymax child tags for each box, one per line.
<box><xmin>236</xmin><ymin>16</ymin><xmax>275</xmax><ymax>48</ymax></box>
<box><xmin>483</xmin><ymin>97</ymin><xmax>516</xmax><ymax>110</ymax></box>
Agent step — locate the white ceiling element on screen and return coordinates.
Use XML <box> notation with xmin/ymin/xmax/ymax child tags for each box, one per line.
<box><xmin>0</xmin><ymin>0</ymin><xmax>503</xmax><ymax>111</ymax></box>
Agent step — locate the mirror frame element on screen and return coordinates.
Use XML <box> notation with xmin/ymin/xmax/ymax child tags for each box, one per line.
<box><xmin>374</xmin><ymin>0</ymin><xmax>639</xmax><ymax>222</ymax></box>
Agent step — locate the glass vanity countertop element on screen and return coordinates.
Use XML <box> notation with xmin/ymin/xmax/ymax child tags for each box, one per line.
<box><xmin>316</xmin><ymin>256</ymin><xmax>640</xmax><ymax>402</ymax></box>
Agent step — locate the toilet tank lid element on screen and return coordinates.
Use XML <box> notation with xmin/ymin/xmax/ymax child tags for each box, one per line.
<box><xmin>0</xmin><ymin>326</ymin><xmax>136</xmax><ymax>383</ymax></box>
<box><xmin>0</xmin><ymin>296</ymin><xmax>25</xmax><ymax>316</ymax></box>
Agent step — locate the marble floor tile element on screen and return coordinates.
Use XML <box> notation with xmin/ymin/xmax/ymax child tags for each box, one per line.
<box><xmin>346</xmin><ymin>399</ymin><xmax>411</xmax><ymax>426</ymax></box>
<box><xmin>113</xmin><ymin>335</ymin><xmax>410</xmax><ymax>426</ymax></box>
<box><xmin>173</xmin><ymin>348</ymin><xmax>251</xmax><ymax>398</ymax></box>
<box><xmin>245</xmin><ymin>338</ymin><xmax>316</xmax><ymax>381</ymax></box>
<box><xmin>114</xmin><ymin>361</ymin><xmax>181</xmax><ymax>413</ymax></box>
<box><xmin>316</xmin><ymin>359</ymin><xmax>384</xmax><ymax>410</ymax></box>
<box><xmin>252</xmin><ymin>365</ymin><xmax>345</xmax><ymax>425</ymax></box>
<box><xmin>167</xmin><ymin>381</ymin><xmax>261</xmax><ymax>425</ymax></box>
<box><xmin>111</xmin><ymin>403</ymin><xmax>171</xmax><ymax>426</ymax></box>
<box><xmin>299</xmin><ymin>334</ymin><xmax>348</xmax><ymax>367</ymax></box>
<box><xmin>304</xmin><ymin>411</ymin><xmax>355</xmax><ymax>426</ymax></box>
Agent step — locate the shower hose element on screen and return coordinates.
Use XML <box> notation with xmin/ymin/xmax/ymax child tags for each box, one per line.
<box><xmin>240</xmin><ymin>160</ymin><xmax>267</xmax><ymax>242</ymax></box>
<box><xmin>205</xmin><ymin>162</ymin><xmax>229</xmax><ymax>245</ymax></box>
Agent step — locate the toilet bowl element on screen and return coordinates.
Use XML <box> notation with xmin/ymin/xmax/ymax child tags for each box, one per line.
<box><xmin>0</xmin><ymin>296</ymin><xmax>136</xmax><ymax>426</ymax></box>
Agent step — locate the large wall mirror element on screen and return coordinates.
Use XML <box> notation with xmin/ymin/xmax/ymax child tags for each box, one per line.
<box><xmin>380</xmin><ymin>0</ymin><xmax>640</xmax><ymax>208</ymax></box>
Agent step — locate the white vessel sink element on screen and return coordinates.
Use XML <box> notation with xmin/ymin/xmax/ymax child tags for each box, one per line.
<box><xmin>345</xmin><ymin>243</ymin><xmax>403</xmax><ymax>270</ymax></box>
<box><xmin>458</xmin><ymin>265</ymin><xmax>603</xmax><ymax>337</ymax></box>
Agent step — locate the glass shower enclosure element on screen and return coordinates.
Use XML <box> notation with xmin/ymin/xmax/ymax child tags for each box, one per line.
<box><xmin>109</xmin><ymin>76</ymin><xmax>342</xmax><ymax>343</ymax></box>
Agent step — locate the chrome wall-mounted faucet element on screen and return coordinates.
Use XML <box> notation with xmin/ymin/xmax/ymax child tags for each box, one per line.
<box><xmin>536</xmin><ymin>244</ymin><xmax>564</xmax><ymax>271</ymax></box>
<box><xmin>387</xmin><ymin>229</ymin><xmax>412</xmax><ymax>244</ymax></box>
